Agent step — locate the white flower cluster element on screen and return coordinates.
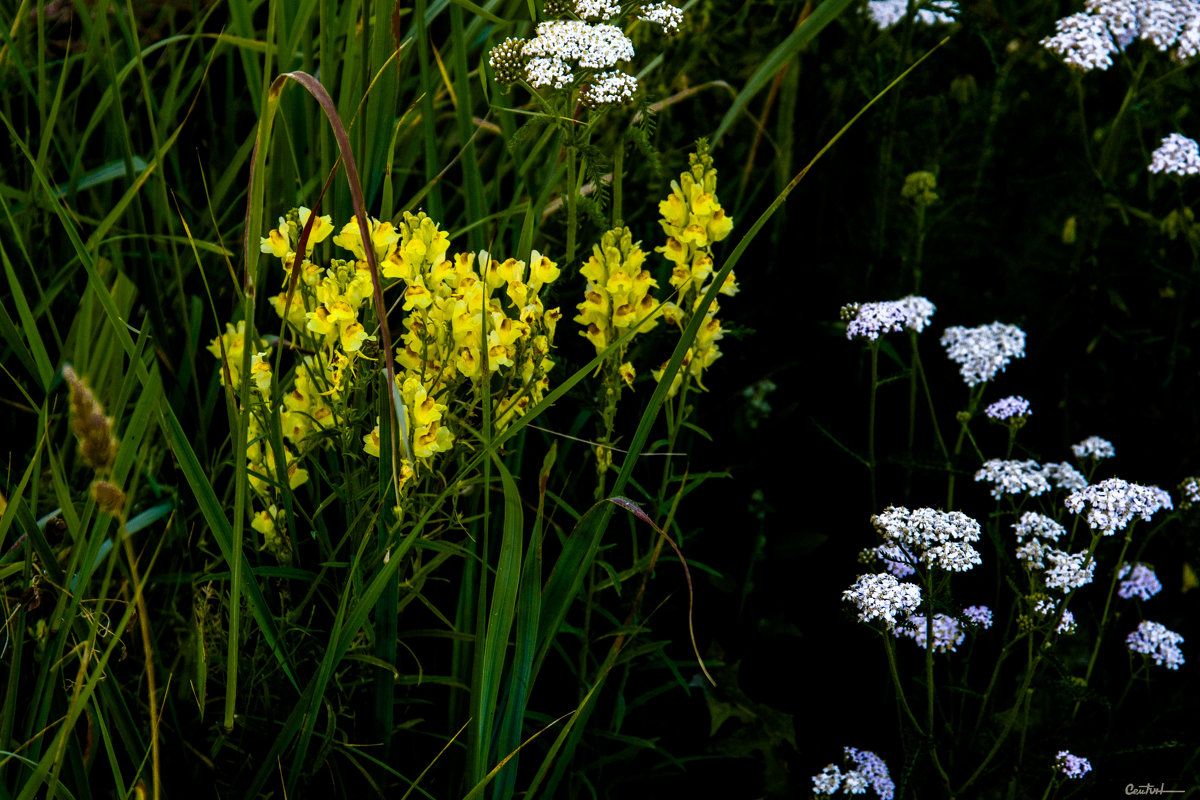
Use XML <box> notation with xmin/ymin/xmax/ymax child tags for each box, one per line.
<box><xmin>1179</xmin><ymin>476</ymin><xmax>1200</xmax><ymax>509</ymax></box>
<box><xmin>843</xmin><ymin>573</ymin><xmax>922</xmax><ymax>628</ymax></box>
<box><xmin>1034</xmin><ymin>597</ymin><xmax>1078</xmax><ymax>634</ymax></box>
<box><xmin>985</xmin><ymin>395</ymin><xmax>1030</xmax><ymax>420</ymax></box>
<box><xmin>871</xmin><ymin>506</ymin><xmax>982</xmax><ymax>572</ymax></box>
<box><xmin>579</xmin><ymin>70</ymin><xmax>638</xmax><ymax>108</ymax></box>
<box><xmin>1042</xmin><ymin>0</ymin><xmax>1200</xmax><ymax>71</ymax></box>
<box><xmin>866</xmin><ymin>0</ymin><xmax>958</xmax><ymax>30</ymax></box>
<box><xmin>812</xmin><ymin>747</ymin><xmax>895</xmax><ymax>799</ymax></box>
<box><xmin>841</xmin><ymin>295</ymin><xmax>936</xmax><ymax>341</ymax></box>
<box><xmin>1013</xmin><ymin>511</ymin><xmax>1065</xmax><ymax>569</ymax></box>
<box><xmin>1065</xmin><ymin>477</ymin><xmax>1174</xmax><ymax>535</ymax></box>
<box><xmin>574</xmin><ymin>0</ymin><xmax>620</xmax><ymax>20</ymax></box>
<box><xmin>1044</xmin><ymin>548</ymin><xmax>1096</xmax><ymax>593</ymax></box>
<box><xmin>1148</xmin><ymin>133</ymin><xmax>1200</xmax><ymax>176</ymax></box>
<box><xmin>894</xmin><ymin>613</ymin><xmax>965</xmax><ymax>652</ymax></box>
<box><xmin>524</xmin><ymin>21</ymin><xmax>634</xmax><ymax>71</ymax></box>
<box><xmin>940</xmin><ymin>322</ymin><xmax>1026</xmax><ymax>386</ymax></box>
<box><xmin>1044</xmin><ymin>461</ymin><xmax>1089</xmax><ymax>491</ymax></box>
<box><xmin>488</xmin><ymin>0</ymin><xmax>682</xmax><ymax>105</ymax></box>
<box><xmin>1127</xmin><ymin>620</ymin><xmax>1185</xmax><ymax>669</ymax></box>
<box><xmin>636</xmin><ymin>1</ymin><xmax>684</xmax><ymax>35</ymax></box>
<box><xmin>975</xmin><ymin>459</ymin><xmax>1051</xmax><ymax>499</ymax></box>
<box><xmin>1071</xmin><ymin>435</ymin><xmax>1115</xmax><ymax>460</ymax></box>
<box><xmin>1041</xmin><ymin>12</ymin><xmax>1120</xmax><ymax>70</ymax></box>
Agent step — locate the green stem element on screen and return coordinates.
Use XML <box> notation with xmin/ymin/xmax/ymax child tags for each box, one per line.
<box><xmin>1071</xmin><ymin>527</ymin><xmax>1134</xmax><ymax>719</ymax></box>
<box><xmin>565</xmin><ymin>139</ymin><xmax>578</xmax><ymax>267</ymax></box>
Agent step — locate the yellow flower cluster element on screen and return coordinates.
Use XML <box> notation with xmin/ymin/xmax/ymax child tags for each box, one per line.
<box><xmin>652</xmin><ymin>141</ymin><xmax>737</xmax><ymax>397</ymax></box>
<box><xmin>382</xmin><ymin>211</ymin><xmax>563</xmax><ymax>434</ymax></box>
<box><xmin>574</xmin><ymin>227</ymin><xmax>660</xmax><ymax>385</ymax></box>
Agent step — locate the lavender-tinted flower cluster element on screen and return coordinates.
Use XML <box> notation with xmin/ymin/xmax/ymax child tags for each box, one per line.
<box><xmin>940</xmin><ymin>322</ymin><xmax>1026</xmax><ymax>386</ymax></box>
<box><xmin>1055</xmin><ymin>750</ymin><xmax>1093</xmax><ymax>779</ymax></box>
<box><xmin>1117</xmin><ymin>563</ymin><xmax>1163</xmax><ymax>600</ymax></box>
<box><xmin>985</xmin><ymin>395</ymin><xmax>1030</xmax><ymax>420</ymax></box>
<box><xmin>1149</xmin><ymin>133</ymin><xmax>1200</xmax><ymax>176</ymax></box>
<box><xmin>1179</xmin><ymin>476</ymin><xmax>1200</xmax><ymax>509</ymax></box>
<box><xmin>841</xmin><ymin>295</ymin><xmax>936</xmax><ymax>341</ymax></box>
<box><xmin>1127</xmin><ymin>620</ymin><xmax>1185</xmax><ymax>669</ymax></box>
<box><xmin>1034</xmin><ymin>597</ymin><xmax>1078</xmax><ymax>634</ymax></box>
<box><xmin>1065</xmin><ymin>478</ymin><xmax>1173</xmax><ymax>535</ymax></box>
<box><xmin>962</xmin><ymin>604</ymin><xmax>994</xmax><ymax>629</ymax></box>
<box><xmin>811</xmin><ymin>747</ymin><xmax>895</xmax><ymax>799</ymax></box>
<box><xmin>871</xmin><ymin>506</ymin><xmax>982</xmax><ymax>572</ymax></box>
<box><xmin>895</xmin><ymin>613</ymin><xmax>965</xmax><ymax>652</ymax></box>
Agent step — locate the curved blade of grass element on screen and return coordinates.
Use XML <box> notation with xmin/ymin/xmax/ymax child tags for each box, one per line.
<box><xmin>712</xmin><ymin>0</ymin><xmax>854</xmax><ymax>145</ymax></box>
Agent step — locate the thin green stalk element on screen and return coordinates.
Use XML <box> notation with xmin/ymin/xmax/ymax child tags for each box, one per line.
<box><xmin>946</xmin><ymin>384</ymin><xmax>985</xmax><ymax>508</ymax></box>
<box><xmin>565</xmin><ymin>140</ymin><xmax>577</xmax><ymax>266</ymax></box>
<box><xmin>1071</xmin><ymin>527</ymin><xmax>1135</xmax><ymax>719</ymax></box>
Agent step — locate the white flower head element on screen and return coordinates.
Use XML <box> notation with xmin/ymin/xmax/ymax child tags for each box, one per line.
<box><xmin>573</xmin><ymin>0</ymin><xmax>621</xmax><ymax>21</ymax></box>
<box><xmin>636</xmin><ymin>1</ymin><xmax>684</xmax><ymax>35</ymax></box>
<box><xmin>1044</xmin><ymin>548</ymin><xmax>1096</xmax><ymax>593</ymax></box>
<box><xmin>1065</xmin><ymin>477</ymin><xmax>1173</xmax><ymax>535</ymax></box>
<box><xmin>523</xmin><ymin>20</ymin><xmax>635</xmax><ymax>70</ymax></box>
<box><xmin>1072</xmin><ymin>435</ymin><xmax>1115</xmax><ymax>460</ymax></box>
<box><xmin>841</xmin><ymin>295</ymin><xmax>936</xmax><ymax>341</ymax></box>
<box><xmin>843</xmin><ymin>573</ymin><xmax>922</xmax><ymax>628</ymax></box>
<box><xmin>1034</xmin><ymin>597</ymin><xmax>1077</xmax><ymax>633</ymax></box>
<box><xmin>962</xmin><ymin>605</ymin><xmax>994</xmax><ymax>629</ymax></box>
<box><xmin>867</xmin><ymin>0</ymin><xmax>957</xmax><ymax>30</ymax></box>
<box><xmin>1043</xmin><ymin>461</ymin><xmax>1089</xmax><ymax>491</ymax></box>
<box><xmin>1013</xmin><ymin>512</ymin><xmax>1065</xmax><ymax>569</ymax></box>
<box><xmin>1127</xmin><ymin>620</ymin><xmax>1185</xmax><ymax>669</ymax></box>
<box><xmin>985</xmin><ymin>395</ymin><xmax>1030</xmax><ymax>421</ymax></box>
<box><xmin>1149</xmin><ymin>133</ymin><xmax>1200</xmax><ymax>176</ymax></box>
<box><xmin>579</xmin><ymin>70</ymin><xmax>638</xmax><ymax>108</ymax></box>
<box><xmin>871</xmin><ymin>507</ymin><xmax>982</xmax><ymax>572</ymax></box>
<box><xmin>940</xmin><ymin>322</ymin><xmax>1026</xmax><ymax>386</ymax></box>
<box><xmin>1179</xmin><ymin>476</ymin><xmax>1200</xmax><ymax>509</ymax></box>
<box><xmin>975</xmin><ymin>459</ymin><xmax>1051</xmax><ymax>500</ymax></box>
<box><xmin>1041</xmin><ymin>12</ymin><xmax>1119</xmax><ymax>71</ymax></box>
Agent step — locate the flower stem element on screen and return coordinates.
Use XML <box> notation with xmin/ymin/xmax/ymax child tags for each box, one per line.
<box><xmin>869</xmin><ymin>340</ymin><xmax>879</xmax><ymax>510</ymax></box>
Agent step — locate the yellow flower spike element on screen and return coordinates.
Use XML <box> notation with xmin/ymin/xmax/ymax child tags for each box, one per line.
<box><xmin>364</xmin><ymin>422</ymin><xmax>382</xmax><ymax>458</ymax></box>
<box><xmin>583</xmin><ymin>322</ymin><xmax>609</xmax><ymax>352</ymax></box>
<box><xmin>382</xmin><ymin>248</ymin><xmax>416</xmax><ymax>281</ymax></box>
<box><xmin>260</xmin><ymin>227</ymin><xmax>292</xmax><ymax>260</ymax></box>
<box><xmin>481</xmin><ymin>252</ymin><xmax>506</xmax><ymax>292</ymax></box>
<box><xmin>636</xmin><ymin>295</ymin><xmax>660</xmax><ymax>332</ymax></box>
<box><xmin>669</xmin><ymin>266</ymin><xmax>691</xmax><ymax>290</ymax></box>
<box><xmin>498</xmin><ymin>257</ymin><xmax>525</xmax><ymax>285</ymax></box>
<box><xmin>403</xmin><ymin>279</ymin><xmax>433</xmax><ymax>310</ymax></box>
<box><xmin>681</xmin><ymin>223</ymin><xmax>709</xmax><ymax>248</ymax></box>
<box><xmin>707</xmin><ymin>207</ymin><xmax>733</xmax><ymax>242</ymax></box>
<box><xmin>690</xmin><ymin>253</ymin><xmax>715</xmax><ymax>286</ymax></box>
<box><xmin>333</xmin><ymin>217</ymin><xmax>368</xmax><ymax>261</ymax></box>
<box><xmin>696</xmin><ymin>317</ymin><xmax>724</xmax><ymax>348</ymax></box>
<box><xmin>339</xmin><ymin>321</ymin><xmax>374</xmax><ymax>353</ymax></box>
<box><xmin>528</xmin><ymin>250</ymin><xmax>560</xmax><ymax>290</ymax></box>
<box><xmin>327</xmin><ymin>300</ymin><xmax>358</xmax><ymax>325</ymax></box>
<box><xmin>659</xmin><ymin>190</ymin><xmax>689</xmax><ymax>229</ymax></box>
<box><xmin>286</xmin><ymin>457</ymin><xmax>309</xmax><ymax>490</ymax></box>
<box><xmin>298</xmin><ymin>207</ymin><xmax>335</xmax><ymax>249</ymax></box>
<box><xmin>456</xmin><ymin>346</ymin><xmax>481</xmax><ymax>379</ymax></box>
<box><xmin>611</xmin><ymin>303</ymin><xmax>638</xmax><ymax>329</ymax></box>
<box><xmin>429</xmin><ymin>257</ymin><xmax>455</xmax><ymax>287</ymax></box>
<box><xmin>403</xmin><ymin>236</ymin><xmax>427</xmax><ymax>265</ymax></box>
<box><xmin>207</xmin><ymin>321</ymin><xmax>248</xmax><ymax>389</ymax></box>
<box><xmin>719</xmin><ymin>271</ymin><xmax>740</xmax><ymax>296</ymax></box>
<box><xmin>506</xmin><ymin>280</ymin><xmax>529</xmax><ymax>309</ymax></box>
<box><xmin>659</xmin><ymin>236</ymin><xmax>689</xmax><ymax>265</ymax></box>
<box><xmin>272</xmin><ymin>292</ymin><xmax>309</xmax><ymax>331</ymax></box>
<box><xmin>619</xmin><ymin>362</ymin><xmax>636</xmax><ymax>388</ymax></box>
<box><xmin>543</xmin><ymin>307</ymin><xmax>562</xmax><ymax>341</ymax></box>
<box><xmin>605</xmin><ymin>270</ymin><xmax>633</xmax><ymax>300</ymax></box>
<box><xmin>487</xmin><ymin>337</ymin><xmax>515</xmax><ymax>370</ymax></box>
<box><xmin>413</xmin><ymin>420</ymin><xmax>455</xmax><ymax>459</ymax></box>
<box><xmin>251</xmin><ymin>507</ymin><xmax>279</xmax><ymax>549</ymax></box>
<box><xmin>660</xmin><ymin>302</ymin><xmax>684</xmax><ymax>327</ymax></box>
<box><xmin>492</xmin><ymin>315</ymin><xmax>522</xmax><ymax>348</ymax></box>
<box><xmin>249</xmin><ymin>351</ymin><xmax>273</xmax><ymax>401</ymax></box>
